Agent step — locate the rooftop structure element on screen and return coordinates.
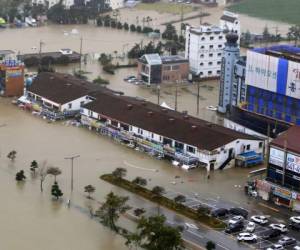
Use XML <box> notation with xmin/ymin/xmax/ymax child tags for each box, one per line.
<box><xmin>271</xmin><ymin>126</ymin><xmax>300</xmax><ymax>154</ymax></box>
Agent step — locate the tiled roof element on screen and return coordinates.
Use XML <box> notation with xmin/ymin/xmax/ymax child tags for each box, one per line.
<box><xmin>271</xmin><ymin>126</ymin><xmax>300</xmax><ymax>154</ymax></box>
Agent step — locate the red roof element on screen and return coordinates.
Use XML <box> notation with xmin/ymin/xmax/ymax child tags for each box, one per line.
<box><xmin>271</xmin><ymin>126</ymin><xmax>300</xmax><ymax>154</ymax></box>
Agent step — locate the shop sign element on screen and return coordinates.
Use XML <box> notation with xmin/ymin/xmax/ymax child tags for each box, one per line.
<box><xmin>256</xmin><ymin>180</ymin><xmax>271</xmax><ymax>192</ymax></box>
<box><xmin>6</xmin><ymin>67</ymin><xmax>23</xmax><ymax>78</ymax></box>
<box><xmin>273</xmin><ymin>186</ymin><xmax>291</xmax><ymax>199</ymax></box>
<box><xmin>291</xmin><ymin>192</ymin><xmax>298</xmax><ymax>200</ymax></box>
<box><xmin>286</xmin><ymin>153</ymin><xmax>300</xmax><ymax>174</ymax></box>
<box><xmin>269</xmin><ymin>147</ymin><xmax>284</xmax><ymax>167</ymax></box>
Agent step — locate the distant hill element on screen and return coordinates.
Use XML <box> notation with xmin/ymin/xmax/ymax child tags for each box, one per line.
<box><xmin>228</xmin><ymin>0</ymin><xmax>300</xmax><ymax>25</ymax></box>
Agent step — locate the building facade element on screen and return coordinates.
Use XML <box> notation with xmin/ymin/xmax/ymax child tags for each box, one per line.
<box><xmin>0</xmin><ymin>50</ymin><xmax>24</xmax><ymax>97</ymax></box>
<box><xmin>185</xmin><ymin>25</ymin><xmax>226</xmax><ymax>78</ymax></box>
<box><xmin>137</xmin><ymin>54</ymin><xmax>189</xmax><ymax>85</ymax></box>
<box><xmin>32</xmin><ymin>0</ymin><xmax>122</xmax><ymax>9</ymax></box>
<box><xmin>219</xmin><ymin>11</ymin><xmax>240</xmax><ymax>36</ymax></box>
<box><xmin>256</xmin><ymin>126</ymin><xmax>300</xmax><ymax>211</ymax></box>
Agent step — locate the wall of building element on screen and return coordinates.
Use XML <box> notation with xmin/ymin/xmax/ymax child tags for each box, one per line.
<box><xmin>0</xmin><ymin>64</ymin><xmax>24</xmax><ymax>97</ymax></box>
<box><xmin>61</xmin><ymin>95</ymin><xmax>92</xmax><ymax>112</ymax></box>
<box><xmin>161</xmin><ymin>62</ymin><xmax>189</xmax><ymax>83</ymax></box>
<box><xmin>185</xmin><ymin>26</ymin><xmax>226</xmax><ymax>78</ymax></box>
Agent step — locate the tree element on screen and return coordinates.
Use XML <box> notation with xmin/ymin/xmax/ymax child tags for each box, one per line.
<box><xmin>162</xmin><ymin>23</ymin><xmax>177</xmax><ymax>41</ymax></box>
<box><xmin>126</xmin><ymin>215</ymin><xmax>184</xmax><ymax>250</ymax></box>
<box><xmin>98</xmin><ymin>53</ymin><xmax>112</xmax><ymax>65</ymax></box>
<box><xmin>206</xmin><ymin>241</ymin><xmax>216</xmax><ymax>250</ymax></box>
<box><xmin>287</xmin><ymin>24</ymin><xmax>300</xmax><ymax>46</ymax></box>
<box><xmin>96</xmin><ymin>191</ymin><xmax>131</xmax><ymax>232</ymax></box>
<box><xmin>130</xmin><ymin>24</ymin><xmax>136</xmax><ymax>32</ymax></box>
<box><xmin>243</xmin><ymin>30</ymin><xmax>252</xmax><ymax>47</ymax></box>
<box><xmin>38</xmin><ymin>162</ymin><xmax>48</xmax><ymax>192</ymax></box>
<box><xmin>16</xmin><ymin>170</ymin><xmax>26</xmax><ymax>181</ymax></box>
<box><xmin>93</xmin><ymin>76</ymin><xmax>109</xmax><ymax>85</ymax></box>
<box><xmin>7</xmin><ymin>150</ymin><xmax>17</xmax><ymax>161</ymax></box>
<box><xmin>174</xmin><ymin>195</ymin><xmax>186</xmax><ymax>204</ymax></box>
<box><xmin>133</xmin><ymin>208</ymin><xmax>146</xmax><ymax>217</ymax></box>
<box><xmin>196</xmin><ymin>205</ymin><xmax>211</xmax><ymax>216</ymax></box>
<box><xmin>117</xmin><ymin>21</ymin><xmax>123</xmax><ymax>29</ymax></box>
<box><xmin>111</xmin><ymin>19</ymin><xmax>117</xmax><ymax>28</ymax></box>
<box><xmin>151</xmin><ymin>186</ymin><xmax>165</xmax><ymax>196</ymax></box>
<box><xmin>112</xmin><ymin>167</ymin><xmax>127</xmax><ymax>179</ymax></box>
<box><xmin>47</xmin><ymin>166</ymin><xmax>62</xmax><ymax>182</ymax></box>
<box><xmin>30</xmin><ymin>160</ymin><xmax>39</xmax><ymax>174</ymax></box>
<box><xmin>136</xmin><ymin>25</ymin><xmax>142</xmax><ymax>33</ymax></box>
<box><xmin>84</xmin><ymin>184</ymin><xmax>96</xmax><ymax>199</ymax></box>
<box><xmin>51</xmin><ymin>181</ymin><xmax>63</xmax><ymax>199</ymax></box>
<box><xmin>124</xmin><ymin>22</ymin><xmax>129</xmax><ymax>31</ymax></box>
<box><xmin>262</xmin><ymin>26</ymin><xmax>271</xmax><ymax>42</ymax></box>
<box><xmin>132</xmin><ymin>176</ymin><xmax>147</xmax><ymax>187</ymax></box>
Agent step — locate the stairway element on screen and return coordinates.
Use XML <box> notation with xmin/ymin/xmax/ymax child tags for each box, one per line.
<box><xmin>219</xmin><ymin>156</ymin><xmax>233</xmax><ymax>170</ymax></box>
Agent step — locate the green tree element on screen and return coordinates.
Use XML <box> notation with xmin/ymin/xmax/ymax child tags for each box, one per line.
<box><xmin>124</xmin><ymin>22</ymin><xmax>129</xmax><ymax>30</ymax></box>
<box><xmin>243</xmin><ymin>30</ymin><xmax>252</xmax><ymax>47</ymax></box>
<box><xmin>93</xmin><ymin>76</ymin><xmax>109</xmax><ymax>85</ymax></box>
<box><xmin>38</xmin><ymin>164</ymin><xmax>48</xmax><ymax>192</ymax></box>
<box><xmin>96</xmin><ymin>191</ymin><xmax>131</xmax><ymax>232</ymax></box>
<box><xmin>126</xmin><ymin>215</ymin><xmax>184</xmax><ymax>250</ymax></box>
<box><xmin>7</xmin><ymin>150</ymin><xmax>17</xmax><ymax>161</ymax></box>
<box><xmin>84</xmin><ymin>184</ymin><xmax>96</xmax><ymax>199</ymax></box>
<box><xmin>112</xmin><ymin>167</ymin><xmax>127</xmax><ymax>179</ymax></box>
<box><xmin>262</xmin><ymin>26</ymin><xmax>271</xmax><ymax>42</ymax></box>
<box><xmin>287</xmin><ymin>24</ymin><xmax>300</xmax><ymax>46</ymax></box>
<box><xmin>174</xmin><ymin>195</ymin><xmax>186</xmax><ymax>204</ymax></box>
<box><xmin>162</xmin><ymin>23</ymin><xmax>177</xmax><ymax>41</ymax></box>
<box><xmin>132</xmin><ymin>176</ymin><xmax>147</xmax><ymax>186</ymax></box>
<box><xmin>206</xmin><ymin>241</ymin><xmax>216</xmax><ymax>250</ymax></box>
<box><xmin>136</xmin><ymin>25</ymin><xmax>142</xmax><ymax>33</ymax></box>
<box><xmin>51</xmin><ymin>181</ymin><xmax>63</xmax><ymax>199</ymax></box>
<box><xmin>111</xmin><ymin>19</ymin><xmax>117</xmax><ymax>28</ymax></box>
<box><xmin>47</xmin><ymin>166</ymin><xmax>62</xmax><ymax>182</ymax></box>
<box><xmin>151</xmin><ymin>186</ymin><xmax>165</xmax><ymax>196</ymax></box>
<box><xmin>16</xmin><ymin>170</ymin><xmax>26</xmax><ymax>181</ymax></box>
<box><xmin>117</xmin><ymin>21</ymin><xmax>123</xmax><ymax>29</ymax></box>
<box><xmin>30</xmin><ymin>160</ymin><xmax>39</xmax><ymax>174</ymax></box>
<box><xmin>130</xmin><ymin>24</ymin><xmax>136</xmax><ymax>32</ymax></box>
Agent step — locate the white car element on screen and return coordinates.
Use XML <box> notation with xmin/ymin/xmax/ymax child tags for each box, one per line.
<box><xmin>206</xmin><ymin>105</ymin><xmax>217</xmax><ymax>111</ymax></box>
<box><xmin>237</xmin><ymin>232</ymin><xmax>257</xmax><ymax>243</ymax></box>
<box><xmin>290</xmin><ymin>216</ymin><xmax>300</xmax><ymax>224</ymax></box>
<box><xmin>266</xmin><ymin>244</ymin><xmax>284</xmax><ymax>250</ymax></box>
<box><xmin>245</xmin><ymin>222</ymin><xmax>256</xmax><ymax>233</ymax></box>
<box><xmin>269</xmin><ymin>223</ymin><xmax>288</xmax><ymax>233</ymax></box>
<box><xmin>228</xmin><ymin>215</ymin><xmax>244</xmax><ymax>225</ymax></box>
<box><xmin>185</xmin><ymin>223</ymin><xmax>199</xmax><ymax>230</ymax></box>
<box><xmin>251</xmin><ymin>215</ymin><xmax>269</xmax><ymax>225</ymax></box>
<box><xmin>294</xmin><ymin>246</ymin><xmax>300</xmax><ymax>250</ymax></box>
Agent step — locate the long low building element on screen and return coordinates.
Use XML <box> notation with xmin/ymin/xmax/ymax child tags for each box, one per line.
<box><xmin>25</xmin><ymin>72</ymin><xmax>264</xmax><ymax>170</ymax></box>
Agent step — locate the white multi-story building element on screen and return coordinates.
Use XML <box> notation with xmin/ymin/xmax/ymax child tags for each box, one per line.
<box><xmin>220</xmin><ymin>11</ymin><xmax>240</xmax><ymax>36</ymax></box>
<box><xmin>32</xmin><ymin>0</ymin><xmax>123</xmax><ymax>9</ymax></box>
<box><xmin>185</xmin><ymin>25</ymin><xmax>226</xmax><ymax>78</ymax></box>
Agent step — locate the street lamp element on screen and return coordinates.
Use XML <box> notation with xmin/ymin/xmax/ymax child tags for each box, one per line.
<box><xmin>157</xmin><ymin>84</ymin><xmax>160</xmax><ymax>105</ymax></box>
<box><xmin>64</xmin><ymin>154</ymin><xmax>80</xmax><ymax>193</ymax></box>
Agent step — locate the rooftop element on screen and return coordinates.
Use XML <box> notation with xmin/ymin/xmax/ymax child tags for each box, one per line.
<box><xmin>0</xmin><ymin>50</ymin><xmax>14</xmax><ymax>56</ymax></box>
<box><xmin>139</xmin><ymin>54</ymin><xmax>188</xmax><ymax>65</ymax></box>
<box><xmin>27</xmin><ymin>72</ymin><xmax>113</xmax><ymax>104</ymax></box>
<box><xmin>84</xmin><ymin>92</ymin><xmax>260</xmax><ymax>151</ymax></box>
<box><xmin>161</xmin><ymin>55</ymin><xmax>188</xmax><ymax>64</ymax></box>
<box><xmin>271</xmin><ymin>126</ymin><xmax>300</xmax><ymax>154</ymax></box>
<box><xmin>252</xmin><ymin>45</ymin><xmax>300</xmax><ymax>63</ymax></box>
<box><xmin>189</xmin><ymin>25</ymin><xmax>224</xmax><ymax>35</ymax></box>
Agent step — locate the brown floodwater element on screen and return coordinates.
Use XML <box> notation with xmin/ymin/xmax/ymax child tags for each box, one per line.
<box><xmin>0</xmin><ymin>24</ymin><xmax>266</xmax><ymax>249</ymax></box>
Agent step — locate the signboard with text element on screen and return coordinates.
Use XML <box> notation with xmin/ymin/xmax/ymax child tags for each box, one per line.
<box><xmin>269</xmin><ymin>147</ymin><xmax>284</xmax><ymax>167</ymax></box>
<box><xmin>287</xmin><ymin>153</ymin><xmax>300</xmax><ymax>174</ymax></box>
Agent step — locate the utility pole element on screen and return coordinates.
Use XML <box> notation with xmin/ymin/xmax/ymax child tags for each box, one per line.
<box><xmin>64</xmin><ymin>155</ymin><xmax>80</xmax><ymax>193</ymax></box>
<box><xmin>197</xmin><ymin>79</ymin><xmax>200</xmax><ymax>115</ymax></box>
<box><xmin>175</xmin><ymin>80</ymin><xmax>178</xmax><ymax>111</ymax></box>
<box><xmin>199</xmin><ymin>7</ymin><xmax>203</xmax><ymax>25</ymax></box>
<box><xmin>79</xmin><ymin>36</ymin><xmax>83</xmax><ymax>71</ymax></box>
<box><xmin>282</xmin><ymin>139</ymin><xmax>287</xmax><ymax>186</ymax></box>
<box><xmin>180</xmin><ymin>4</ymin><xmax>184</xmax><ymax>37</ymax></box>
<box><xmin>157</xmin><ymin>85</ymin><xmax>160</xmax><ymax>105</ymax></box>
<box><xmin>38</xmin><ymin>40</ymin><xmax>44</xmax><ymax>67</ymax></box>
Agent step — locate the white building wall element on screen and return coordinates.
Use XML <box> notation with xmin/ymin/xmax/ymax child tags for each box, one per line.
<box><xmin>60</xmin><ymin>95</ymin><xmax>92</xmax><ymax>112</ymax></box>
<box><xmin>185</xmin><ymin>25</ymin><xmax>226</xmax><ymax>78</ymax></box>
<box><xmin>32</xmin><ymin>0</ymin><xmax>75</xmax><ymax>8</ymax></box>
<box><xmin>219</xmin><ymin>11</ymin><xmax>240</xmax><ymax>36</ymax></box>
<box><xmin>108</xmin><ymin>0</ymin><xmax>124</xmax><ymax>9</ymax></box>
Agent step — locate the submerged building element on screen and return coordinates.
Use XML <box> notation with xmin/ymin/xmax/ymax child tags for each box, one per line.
<box><xmin>24</xmin><ymin>72</ymin><xmax>264</xmax><ymax>171</ymax></box>
<box><xmin>256</xmin><ymin>126</ymin><xmax>300</xmax><ymax>211</ymax></box>
<box><xmin>0</xmin><ymin>50</ymin><xmax>24</xmax><ymax>97</ymax></box>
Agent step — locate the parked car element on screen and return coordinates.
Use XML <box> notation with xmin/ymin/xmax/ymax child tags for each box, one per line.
<box><xmin>290</xmin><ymin>216</ymin><xmax>300</xmax><ymax>224</ymax></box>
<box><xmin>251</xmin><ymin>215</ymin><xmax>269</xmax><ymax>225</ymax></box>
<box><xmin>261</xmin><ymin>229</ymin><xmax>281</xmax><ymax>240</ymax></box>
<box><xmin>269</xmin><ymin>224</ymin><xmax>288</xmax><ymax>233</ymax></box>
<box><xmin>211</xmin><ymin>208</ymin><xmax>229</xmax><ymax>218</ymax></box>
<box><xmin>266</xmin><ymin>244</ymin><xmax>284</xmax><ymax>250</ymax></box>
<box><xmin>185</xmin><ymin>223</ymin><xmax>199</xmax><ymax>230</ymax></box>
<box><xmin>278</xmin><ymin>236</ymin><xmax>297</xmax><ymax>247</ymax></box>
<box><xmin>124</xmin><ymin>76</ymin><xmax>136</xmax><ymax>81</ymax></box>
<box><xmin>245</xmin><ymin>222</ymin><xmax>256</xmax><ymax>233</ymax></box>
<box><xmin>290</xmin><ymin>222</ymin><xmax>300</xmax><ymax>231</ymax></box>
<box><xmin>228</xmin><ymin>215</ymin><xmax>244</xmax><ymax>225</ymax></box>
<box><xmin>225</xmin><ymin>222</ymin><xmax>244</xmax><ymax>234</ymax></box>
<box><xmin>294</xmin><ymin>246</ymin><xmax>300</xmax><ymax>250</ymax></box>
<box><xmin>229</xmin><ymin>207</ymin><xmax>248</xmax><ymax>218</ymax></box>
<box><xmin>237</xmin><ymin>232</ymin><xmax>257</xmax><ymax>243</ymax></box>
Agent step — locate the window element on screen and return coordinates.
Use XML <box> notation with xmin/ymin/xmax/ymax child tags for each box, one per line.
<box><xmin>200</xmin><ymin>72</ymin><xmax>203</xmax><ymax>75</ymax></box>
<box><xmin>201</xmin><ymin>37</ymin><xmax>205</xmax><ymax>41</ymax></box>
<box><xmin>218</xmin><ymin>44</ymin><xmax>222</xmax><ymax>48</ymax></box>
<box><xmin>163</xmin><ymin>65</ymin><xmax>171</xmax><ymax>71</ymax></box>
<box><xmin>209</xmin><ymin>45</ymin><xmax>213</xmax><ymax>49</ymax></box>
<box><xmin>208</xmin><ymin>62</ymin><xmax>213</xmax><ymax>65</ymax></box>
<box><xmin>210</xmin><ymin>36</ymin><xmax>214</xmax><ymax>40</ymax></box>
<box><xmin>208</xmin><ymin>71</ymin><xmax>212</xmax><ymax>75</ymax></box>
<box><xmin>172</xmin><ymin>65</ymin><xmax>180</xmax><ymax>70</ymax></box>
<box><xmin>209</xmin><ymin>53</ymin><xmax>213</xmax><ymax>57</ymax></box>
<box><xmin>259</xmin><ymin>142</ymin><xmax>263</xmax><ymax>148</ymax></box>
<box><xmin>68</xmin><ymin>103</ymin><xmax>72</xmax><ymax>109</ymax></box>
<box><xmin>200</xmin><ymin>63</ymin><xmax>204</xmax><ymax>66</ymax></box>
<box><xmin>219</xmin><ymin>36</ymin><xmax>223</xmax><ymax>39</ymax></box>
<box><xmin>151</xmin><ymin>133</ymin><xmax>154</xmax><ymax>139</ymax></box>
<box><xmin>218</xmin><ymin>53</ymin><xmax>222</xmax><ymax>57</ymax></box>
<box><xmin>217</xmin><ymin>61</ymin><xmax>221</xmax><ymax>65</ymax></box>
<box><xmin>246</xmin><ymin>144</ymin><xmax>250</xmax><ymax>150</ymax></box>
<box><xmin>217</xmin><ymin>70</ymin><xmax>220</xmax><ymax>74</ymax></box>
<box><xmin>201</xmin><ymin>45</ymin><xmax>205</xmax><ymax>49</ymax></box>
<box><xmin>187</xmin><ymin>146</ymin><xmax>195</xmax><ymax>154</ymax></box>
<box><xmin>80</xmin><ymin>101</ymin><xmax>84</xmax><ymax>107</ymax></box>
<box><xmin>200</xmin><ymin>54</ymin><xmax>204</xmax><ymax>58</ymax></box>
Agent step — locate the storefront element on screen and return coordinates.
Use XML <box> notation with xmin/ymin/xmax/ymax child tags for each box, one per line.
<box><xmin>256</xmin><ymin>179</ymin><xmax>271</xmax><ymax>201</ymax></box>
<box><xmin>272</xmin><ymin>186</ymin><xmax>292</xmax><ymax>207</ymax></box>
<box><xmin>291</xmin><ymin>193</ymin><xmax>300</xmax><ymax>212</ymax></box>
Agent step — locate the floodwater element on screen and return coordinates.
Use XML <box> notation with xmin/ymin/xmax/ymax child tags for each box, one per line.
<box><xmin>0</xmin><ymin>23</ymin><xmax>266</xmax><ymax>249</ymax></box>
